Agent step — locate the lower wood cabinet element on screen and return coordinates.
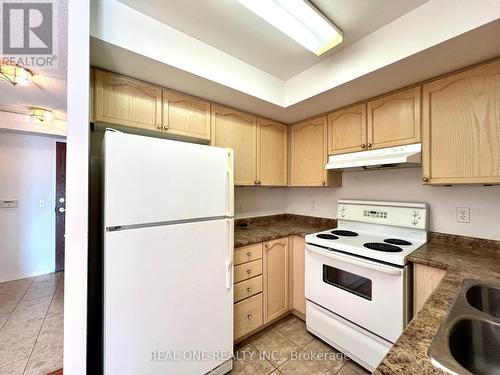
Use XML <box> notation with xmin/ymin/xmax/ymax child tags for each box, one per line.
<box><xmin>290</xmin><ymin>236</ymin><xmax>306</xmax><ymax>316</ymax></box>
<box><xmin>263</xmin><ymin>238</ymin><xmax>289</xmax><ymax>323</ymax></box>
<box><xmin>413</xmin><ymin>263</ymin><xmax>446</xmax><ymax>316</ymax></box>
<box><xmin>234</xmin><ymin>294</ymin><xmax>263</xmax><ymax>340</ymax></box>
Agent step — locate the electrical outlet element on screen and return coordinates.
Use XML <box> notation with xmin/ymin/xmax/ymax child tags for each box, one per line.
<box><xmin>39</xmin><ymin>199</ymin><xmax>46</xmax><ymax>208</ymax></box>
<box><xmin>456</xmin><ymin>207</ymin><xmax>470</xmax><ymax>223</ymax></box>
<box><xmin>311</xmin><ymin>200</ymin><xmax>316</xmax><ymax>211</ymax></box>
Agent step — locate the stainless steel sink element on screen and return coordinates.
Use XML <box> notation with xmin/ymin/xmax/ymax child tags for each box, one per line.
<box><xmin>428</xmin><ymin>279</ymin><xmax>500</xmax><ymax>375</ymax></box>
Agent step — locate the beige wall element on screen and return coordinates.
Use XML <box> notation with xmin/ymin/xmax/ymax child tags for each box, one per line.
<box><xmin>235</xmin><ymin>167</ymin><xmax>500</xmax><ymax>241</ymax></box>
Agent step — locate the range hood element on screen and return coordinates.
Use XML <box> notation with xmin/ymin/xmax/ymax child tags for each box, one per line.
<box><xmin>326</xmin><ymin>143</ymin><xmax>422</xmax><ymax>171</ymax></box>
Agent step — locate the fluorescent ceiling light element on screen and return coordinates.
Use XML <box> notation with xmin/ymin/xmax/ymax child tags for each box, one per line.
<box><xmin>238</xmin><ymin>0</ymin><xmax>343</xmax><ymax>55</ymax></box>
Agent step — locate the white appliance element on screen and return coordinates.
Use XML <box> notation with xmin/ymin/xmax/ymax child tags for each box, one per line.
<box><xmin>325</xmin><ymin>143</ymin><xmax>421</xmax><ymax>171</ymax></box>
<box><xmin>305</xmin><ymin>200</ymin><xmax>428</xmax><ymax>372</ymax></box>
<box><xmin>103</xmin><ymin>130</ymin><xmax>234</xmax><ymax>375</ymax></box>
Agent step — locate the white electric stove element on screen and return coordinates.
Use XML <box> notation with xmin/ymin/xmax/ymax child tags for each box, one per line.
<box><xmin>305</xmin><ymin>200</ymin><xmax>428</xmax><ymax>372</ymax></box>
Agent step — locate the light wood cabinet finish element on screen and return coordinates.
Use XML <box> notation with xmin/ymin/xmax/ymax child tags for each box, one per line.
<box><xmin>257</xmin><ymin>117</ymin><xmax>288</xmax><ymax>186</ymax></box>
<box><xmin>422</xmin><ymin>60</ymin><xmax>500</xmax><ymax>184</ymax></box>
<box><xmin>162</xmin><ymin>90</ymin><xmax>211</xmax><ymax>141</ymax></box>
<box><xmin>328</xmin><ymin>104</ymin><xmax>367</xmax><ymax>155</ymax></box>
<box><xmin>234</xmin><ymin>259</ymin><xmax>262</xmax><ymax>283</ymax></box>
<box><xmin>211</xmin><ymin>105</ymin><xmax>257</xmax><ymax>186</ymax></box>
<box><xmin>263</xmin><ymin>238</ymin><xmax>289</xmax><ymax>323</ymax></box>
<box><xmin>234</xmin><ymin>293</ymin><xmax>263</xmax><ymax>340</ymax></box>
<box><xmin>367</xmin><ymin>86</ymin><xmax>421</xmax><ymax>150</ymax></box>
<box><xmin>234</xmin><ymin>243</ymin><xmax>263</xmax><ymax>266</ymax></box>
<box><xmin>93</xmin><ymin>69</ymin><xmax>162</xmax><ymax>131</ymax></box>
<box><xmin>413</xmin><ymin>263</ymin><xmax>446</xmax><ymax>315</ymax></box>
<box><xmin>234</xmin><ymin>276</ymin><xmax>263</xmax><ymax>303</ymax></box>
<box><xmin>290</xmin><ymin>116</ymin><xmax>342</xmax><ymax>187</ymax></box>
<box><xmin>291</xmin><ymin>236</ymin><xmax>306</xmax><ymax>316</ymax></box>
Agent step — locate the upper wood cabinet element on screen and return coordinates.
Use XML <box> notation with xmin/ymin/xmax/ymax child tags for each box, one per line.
<box><xmin>367</xmin><ymin>86</ymin><xmax>421</xmax><ymax>150</ymax></box>
<box><xmin>211</xmin><ymin>105</ymin><xmax>257</xmax><ymax>186</ymax></box>
<box><xmin>263</xmin><ymin>238</ymin><xmax>289</xmax><ymax>323</ymax></box>
<box><xmin>290</xmin><ymin>116</ymin><xmax>342</xmax><ymax>187</ymax></box>
<box><xmin>257</xmin><ymin>117</ymin><xmax>288</xmax><ymax>186</ymax></box>
<box><xmin>162</xmin><ymin>90</ymin><xmax>211</xmax><ymax>141</ymax></box>
<box><xmin>93</xmin><ymin>69</ymin><xmax>162</xmax><ymax>131</ymax></box>
<box><xmin>422</xmin><ymin>60</ymin><xmax>500</xmax><ymax>185</ymax></box>
<box><xmin>328</xmin><ymin>104</ymin><xmax>367</xmax><ymax>155</ymax></box>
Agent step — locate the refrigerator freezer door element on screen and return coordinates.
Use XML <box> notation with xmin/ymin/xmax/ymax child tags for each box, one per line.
<box><xmin>103</xmin><ymin>131</ymin><xmax>233</xmax><ymax>228</ymax></box>
<box><xmin>104</xmin><ymin>218</ymin><xmax>233</xmax><ymax>375</ymax></box>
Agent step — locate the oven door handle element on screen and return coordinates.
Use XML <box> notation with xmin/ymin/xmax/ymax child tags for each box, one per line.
<box><xmin>306</xmin><ymin>243</ymin><xmax>403</xmax><ymax>276</ymax></box>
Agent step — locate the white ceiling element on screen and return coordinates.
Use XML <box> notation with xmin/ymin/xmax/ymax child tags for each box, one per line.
<box><xmin>117</xmin><ymin>0</ymin><xmax>430</xmax><ymax>80</ymax></box>
<box><xmin>0</xmin><ymin>0</ymin><xmax>68</xmax><ymax>121</ymax></box>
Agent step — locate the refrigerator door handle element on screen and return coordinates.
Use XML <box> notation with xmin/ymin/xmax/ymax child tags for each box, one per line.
<box><xmin>226</xmin><ymin>149</ymin><xmax>234</xmax><ymax>217</ymax></box>
<box><xmin>226</xmin><ymin>218</ymin><xmax>234</xmax><ymax>290</ymax></box>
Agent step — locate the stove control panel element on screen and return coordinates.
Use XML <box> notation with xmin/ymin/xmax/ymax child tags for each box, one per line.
<box><xmin>337</xmin><ymin>200</ymin><xmax>427</xmax><ymax>230</ymax></box>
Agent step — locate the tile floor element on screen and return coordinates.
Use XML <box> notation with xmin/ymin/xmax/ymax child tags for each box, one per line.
<box><xmin>0</xmin><ymin>273</ymin><xmax>64</xmax><ymax>375</ymax></box>
<box><xmin>231</xmin><ymin>315</ymin><xmax>371</xmax><ymax>375</ymax></box>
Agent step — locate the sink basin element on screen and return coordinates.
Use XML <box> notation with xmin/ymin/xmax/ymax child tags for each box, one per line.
<box><xmin>467</xmin><ymin>285</ymin><xmax>500</xmax><ymax>318</ymax></box>
<box><xmin>448</xmin><ymin>318</ymin><xmax>500</xmax><ymax>375</ymax></box>
<box><xmin>428</xmin><ymin>279</ymin><xmax>500</xmax><ymax>375</ymax></box>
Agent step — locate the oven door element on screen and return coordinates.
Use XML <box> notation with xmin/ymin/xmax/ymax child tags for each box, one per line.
<box><xmin>305</xmin><ymin>243</ymin><xmax>407</xmax><ymax>342</ymax></box>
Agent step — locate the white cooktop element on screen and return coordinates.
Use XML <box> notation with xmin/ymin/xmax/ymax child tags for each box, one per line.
<box><xmin>305</xmin><ymin>200</ymin><xmax>429</xmax><ymax>266</ymax></box>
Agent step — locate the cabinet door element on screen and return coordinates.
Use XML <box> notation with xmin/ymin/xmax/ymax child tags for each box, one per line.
<box><xmin>328</xmin><ymin>104</ymin><xmax>367</xmax><ymax>155</ymax></box>
<box><xmin>413</xmin><ymin>263</ymin><xmax>446</xmax><ymax>316</ymax></box>
<box><xmin>291</xmin><ymin>236</ymin><xmax>306</xmax><ymax>316</ymax></box>
<box><xmin>94</xmin><ymin>69</ymin><xmax>162</xmax><ymax>131</ymax></box>
<box><xmin>163</xmin><ymin>90</ymin><xmax>211</xmax><ymax>141</ymax></box>
<box><xmin>290</xmin><ymin>116</ymin><xmax>329</xmax><ymax>186</ymax></box>
<box><xmin>263</xmin><ymin>238</ymin><xmax>288</xmax><ymax>323</ymax></box>
<box><xmin>211</xmin><ymin>105</ymin><xmax>257</xmax><ymax>186</ymax></box>
<box><xmin>257</xmin><ymin>117</ymin><xmax>287</xmax><ymax>186</ymax></box>
<box><xmin>422</xmin><ymin>60</ymin><xmax>500</xmax><ymax>184</ymax></box>
<box><xmin>367</xmin><ymin>86</ymin><xmax>421</xmax><ymax>150</ymax></box>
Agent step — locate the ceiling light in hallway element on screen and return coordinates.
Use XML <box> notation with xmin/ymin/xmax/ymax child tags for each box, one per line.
<box><xmin>0</xmin><ymin>63</ymin><xmax>33</xmax><ymax>86</ymax></box>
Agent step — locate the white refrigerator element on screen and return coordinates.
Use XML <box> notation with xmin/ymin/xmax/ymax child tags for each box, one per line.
<box><xmin>103</xmin><ymin>130</ymin><xmax>234</xmax><ymax>375</ymax></box>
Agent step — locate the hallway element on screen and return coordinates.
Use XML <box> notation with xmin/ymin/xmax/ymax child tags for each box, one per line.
<box><xmin>0</xmin><ymin>273</ymin><xmax>63</xmax><ymax>374</ymax></box>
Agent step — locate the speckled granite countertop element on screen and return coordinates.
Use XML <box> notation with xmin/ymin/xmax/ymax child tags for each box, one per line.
<box><xmin>234</xmin><ymin>214</ymin><xmax>336</xmax><ymax>248</ymax></box>
<box><xmin>374</xmin><ymin>233</ymin><xmax>500</xmax><ymax>375</ymax></box>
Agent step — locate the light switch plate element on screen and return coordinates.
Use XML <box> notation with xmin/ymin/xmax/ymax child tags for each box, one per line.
<box><xmin>456</xmin><ymin>207</ymin><xmax>470</xmax><ymax>223</ymax></box>
<box><xmin>0</xmin><ymin>200</ymin><xmax>18</xmax><ymax>208</ymax></box>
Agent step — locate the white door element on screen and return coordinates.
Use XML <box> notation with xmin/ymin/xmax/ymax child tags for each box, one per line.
<box><xmin>104</xmin><ymin>218</ymin><xmax>233</xmax><ymax>375</ymax></box>
<box><xmin>305</xmin><ymin>244</ymin><xmax>405</xmax><ymax>342</ymax></box>
<box><xmin>104</xmin><ymin>131</ymin><xmax>233</xmax><ymax>228</ymax></box>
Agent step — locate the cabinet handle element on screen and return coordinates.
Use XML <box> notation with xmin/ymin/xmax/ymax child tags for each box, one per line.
<box><xmin>156</xmin><ymin>124</ymin><xmax>162</xmax><ymax>129</ymax></box>
<box><xmin>367</xmin><ymin>143</ymin><xmax>372</xmax><ymax>148</ymax></box>
<box><xmin>246</xmin><ymin>269</ymin><xmax>252</xmax><ymax>274</ymax></box>
<box><xmin>265</xmin><ymin>243</ymin><xmax>270</xmax><ymax>249</ymax></box>
<box><xmin>254</xmin><ymin>181</ymin><xmax>258</xmax><ymax>185</ymax></box>
<box><xmin>163</xmin><ymin>125</ymin><xmax>169</xmax><ymax>131</ymax></box>
<box><xmin>247</xmin><ymin>252</ymin><xmax>252</xmax><ymax>257</ymax></box>
<box><xmin>247</xmin><ymin>287</ymin><xmax>252</xmax><ymax>292</ymax></box>
<box><xmin>322</xmin><ymin>181</ymin><xmax>326</xmax><ymax>186</ymax></box>
<box><xmin>423</xmin><ymin>177</ymin><xmax>429</xmax><ymax>182</ymax></box>
<box><xmin>257</xmin><ymin>181</ymin><xmax>261</xmax><ymax>185</ymax></box>
<box><xmin>247</xmin><ymin>314</ymin><xmax>252</xmax><ymax>320</ymax></box>
<box><xmin>361</xmin><ymin>144</ymin><xmax>366</xmax><ymax>149</ymax></box>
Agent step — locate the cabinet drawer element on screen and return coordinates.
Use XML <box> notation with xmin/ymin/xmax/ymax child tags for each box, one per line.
<box><xmin>234</xmin><ymin>259</ymin><xmax>262</xmax><ymax>283</ymax></box>
<box><xmin>234</xmin><ymin>276</ymin><xmax>263</xmax><ymax>303</ymax></box>
<box><xmin>234</xmin><ymin>243</ymin><xmax>263</xmax><ymax>265</ymax></box>
<box><xmin>234</xmin><ymin>293</ymin><xmax>263</xmax><ymax>340</ymax></box>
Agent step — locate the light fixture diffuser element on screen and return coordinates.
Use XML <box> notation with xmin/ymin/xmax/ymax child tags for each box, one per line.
<box><xmin>31</xmin><ymin>108</ymin><xmax>54</xmax><ymax>123</ymax></box>
<box><xmin>238</xmin><ymin>0</ymin><xmax>343</xmax><ymax>56</ymax></box>
<box><xmin>0</xmin><ymin>64</ymin><xmax>33</xmax><ymax>86</ymax></box>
